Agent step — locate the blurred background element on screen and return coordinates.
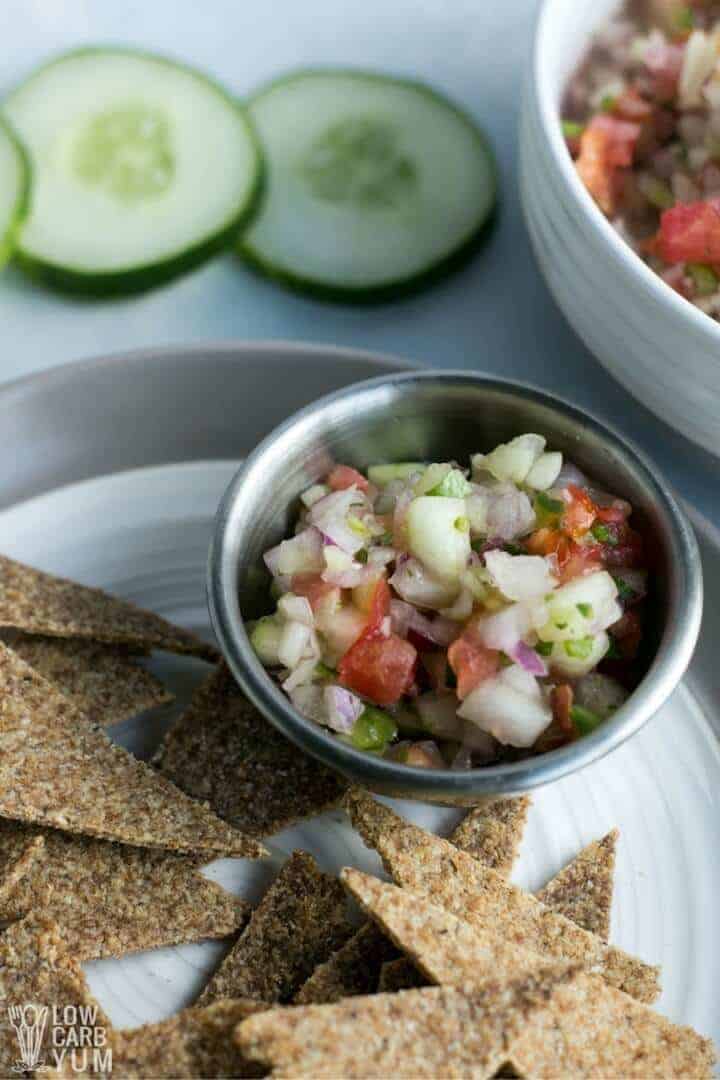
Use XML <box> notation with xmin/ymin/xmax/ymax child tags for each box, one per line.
<box><xmin>1</xmin><ymin>0</ymin><xmax>718</xmax><ymax>521</ymax></box>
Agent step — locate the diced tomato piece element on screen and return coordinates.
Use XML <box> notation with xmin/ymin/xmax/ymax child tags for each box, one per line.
<box><xmin>448</xmin><ymin>631</ymin><xmax>500</xmax><ymax>700</ymax></box>
<box><xmin>326</xmin><ymin>465</ymin><xmax>369</xmax><ymax>492</ymax></box>
<box><xmin>658</xmin><ymin>198</ymin><xmax>720</xmax><ymax>264</ymax></box>
<box><xmin>562</xmin><ymin>484</ymin><xmax>598</xmax><ymax>539</ymax></box>
<box><xmin>576</xmin><ymin>125</ymin><xmax>616</xmax><ymax>214</ymax></box>
<box><xmin>526</xmin><ymin>527</ymin><xmax>563</xmax><ymax>557</ymax></box>
<box><xmin>526</xmin><ymin>526</ymin><xmax>601</xmax><ymax>582</ymax></box>
<box><xmin>550</xmin><ymin>684</ymin><xmax>575</xmax><ymax>737</ymax></box>
<box><xmin>613</xmin><ymin>86</ymin><xmax>654</xmax><ymax>122</ymax></box>
<box><xmin>364</xmin><ymin>578</ymin><xmax>391</xmax><ymax>637</ymax></box>
<box><xmin>291</xmin><ymin>573</ymin><xmax>340</xmax><ymax>612</ymax></box>
<box><xmin>576</xmin><ymin>116</ymin><xmax>642</xmax><ymax>214</ymax></box>
<box><xmin>338</xmin><ymin>633</ymin><xmax>417</xmax><ymax>706</ymax></box>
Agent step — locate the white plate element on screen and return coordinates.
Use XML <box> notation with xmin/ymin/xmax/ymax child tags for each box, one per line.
<box><xmin>1</xmin><ymin>458</ymin><xmax>719</xmax><ymax>1051</ymax></box>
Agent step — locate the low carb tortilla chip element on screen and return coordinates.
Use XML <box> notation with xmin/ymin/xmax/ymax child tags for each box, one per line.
<box><xmin>0</xmin><ymin>820</ymin><xmax>249</xmax><ymax>960</ymax></box>
<box><xmin>0</xmin><ymin>914</ymin><xmax>110</xmax><ymax>1076</ymax></box>
<box><xmin>0</xmin><ymin>828</ymin><xmax>44</xmax><ymax>906</ymax></box>
<box><xmin>377</xmin><ymin>957</ymin><xmax>426</xmax><ymax>993</ymax></box>
<box><xmin>7</xmin><ymin>635</ymin><xmax>172</xmax><ymax>727</ymax></box>
<box><xmin>294</xmin><ymin>921</ymin><xmax>398</xmax><ymax>1005</ymax></box>
<box><xmin>509</xmin><ymin>971</ymin><xmax>715</xmax><ymax>1078</ymax></box>
<box><xmin>535</xmin><ymin>829</ymin><xmax>617</xmax><ymax>941</ymax></box>
<box><xmin>341</xmin><ymin>869</ymin><xmax>714</xmax><ymax>1079</ymax></box>
<box><xmin>109</xmin><ymin>999</ymin><xmax>266</xmax><ymax>1079</ymax></box>
<box><xmin>0</xmin><ymin>554</ymin><xmax>216</xmax><ymax>659</ymax></box>
<box><xmin>198</xmin><ymin>851</ymin><xmax>354</xmax><ymax>1006</ymax></box>
<box><xmin>449</xmin><ymin>797</ymin><xmax>531</xmax><ymax>876</ymax></box>
<box><xmin>0</xmin><ymin>644</ymin><xmax>265</xmax><ymax>859</ymax></box>
<box><xmin>344</xmin><ymin>789</ymin><xmax>659</xmax><ymax>1003</ymax></box>
<box><xmin>155</xmin><ymin>664</ymin><xmax>346</xmax><ymax>838</ymax></box>
<box><xmin>235</xmin><ymin>964</ymin><xmax>583</xmax><ymax>1079</ymax></box>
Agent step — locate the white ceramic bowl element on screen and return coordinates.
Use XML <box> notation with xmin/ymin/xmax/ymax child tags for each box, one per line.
<box><xmin>520</xmin><ymin>0</ymin><xmax>720</xmax><ymax>457</ymax></box>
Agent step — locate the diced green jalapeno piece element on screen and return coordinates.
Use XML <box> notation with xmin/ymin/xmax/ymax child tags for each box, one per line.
<box><xmin>535</xmin><ymin>640</ymin><xmax>554</xmax><ymax>657</ymax></box>
<box><xmin>351</xmin><ymin>707</ymin><xmax>398</xmax><ymax>751</ymax></box>
<box><xmin>591</xmin><ymin>522</ymin><xmax>618</xmax><ymax>545</ymax></box>
<box><xmin>605</xmin><ymin>637</ymin><xmax>622</xmax><ymax>660</ymax></box>
<box><xmin>534</xmin><ymin>491</ymin><xmax>564</xmax><ymax>526</ymax></box>
<box><xmin>564</xmin><ymin>636</ymin><xmax>594</xmax><ymax>659</ymax></box>
<box><xmin>612</xmin><ymin>575</ymin><xmax>635</xmax><ymax>602</ymax></box>
<box><xmin>562</xmin><ymin>120</ymin><xmax>584</xmax><ymax>138</ymax></box>
<box><xmin>315</xmin><ymin>661</ymin><xmax>336</xmax><ymax>680</ymax></box>
<box><xmin>570</xmin><ymin>704</ymin><xmax>603</xmax><ymax>735</ymax></box>
<box><xmin>687</xmin><ymin>263</ymin><xmax>718</xmax><ymax>296</ymax></box>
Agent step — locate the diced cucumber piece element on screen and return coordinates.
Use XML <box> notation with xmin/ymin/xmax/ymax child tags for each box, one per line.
<box><xmin>5</xmin><ymin>48</ymin><xmax>262</xmax><ymax>294</ymax></box>
<box><xmin>525</xmin><ymin>452</ymin><xmax>563</xmax><ymax>491</ymax></box>
<box><xmin>548</xmin><ymin>631</ymin><xmax>609</xmax><ymax>677</ymax></box>
<box><xmin>240</xmin><ymin>70</ymin><xmax>497</xmax><ymax>300</ymax></box>
<box><xmin>406</xmin><ymin>495</ymin><xmax>471</xmax><ymax>585</ymax></box>
<box><xmin>351</xmin><ymin>706</ymin><xmax>398</xmax><ymax>750</ymax></box>
<box><xmin>249</xmin><ymin>615</ymin><xmax>284</xmax><ymax>666</ymax></box>
<box><xmin>0</xmin><ymin>117</ymin><xmax>30</xmax><ymax>267</ymax></box>
<box><xmin>538</xmin><ymin>571</ymin><xmax>620</xmax><ymax>643</ymax></box>
<box><xmin>472</xmin><ymin>435</ymin><xmax>546</xmax><ymax>484</ymax></box>
<box><xmin>368</xmin><ymin>462</ymin><xmax>424</xmax><ymax>487</ymax></box>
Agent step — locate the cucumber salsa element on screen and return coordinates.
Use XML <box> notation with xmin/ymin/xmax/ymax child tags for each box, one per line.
<box><xmin>250</xmin><ymin>438</ymin><xmax>648</xmax><ymax>769</ymax></box>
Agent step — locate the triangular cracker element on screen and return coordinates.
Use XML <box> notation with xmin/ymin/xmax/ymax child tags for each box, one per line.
<box><xmin>536</xmin><ymin>829</ymin><xmax>618</xmax><ymax>941</ymax></box>
<box><xmin>0</xmin><ymin>828</ymin><xmax>44</xmax><ymax>907</ymax></box>
<box><xmin>155</xmin><ymin>664</ymin><xmax>347</xmax><ymax>838</ymax></box>
<box><xmin>377</xmin><ymin>957</ymin><xmax>425</xmax><ymax>993</ymax></box>
<box><xmin>109</xmin><ymin>999</ymin><xmax>266</xmax><ymax>1079</ymax></box>
<box><xmin>198</xmin><ymin>851</ymin><xmax>354</xmax><ymax>1005</ymax></box>
<box><xmin>344</xmin><ymin>789</ymin><xmax>659</xmax><ymax>1003</ymax></box>
<box><xmin>0</xmin><ymin>914</ymin><xmax>110</xmax><ymax>1076</ymax></box>
<box><xmin>449</xmin><ymin>797</ymin><xmax>531</xmax><ymax>876</ymax></box>
<box><xmin>0</xmin><ymin>820</ymin><xmax>250</xmax><ymax>960</ymax></box>
<box><xmin>7</xmin><ymin>634</ymin><xmax>172</xmax><ymax>726</ymax></box>
<box><xmin>0</xmin><ymin>643</ymin><xmax>265</xmax><ymax>858</ymax></box>
<box><xmin>235</xmin><ymin>965</ymin><xmax>583</xmax><ymax>1079</ymax></box>
<box><xmin>341</xmin><ymin>868</ymin><xmax>714</xmax><ymax>1079</ymax></box>
<box><xmin>294</xmin><ymin>921</ymin><xmax>398</xmax><ymax>1005</ymax></box>
<box><xmin>0</xmin><ymin>554</ymin><xmax>216</xmax><ymax>659</ymax></box>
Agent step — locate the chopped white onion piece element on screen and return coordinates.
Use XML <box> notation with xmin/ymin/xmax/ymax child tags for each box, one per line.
<box><xmin>283</xmin><ymin>656</ymin><xmax>320</xmax><ymax>692</ymax></box>
<box><xmin>323</xmin><ymin>546</ymin><xmax>355</xmax><ymax>573</ymax></box>
<box><xmin>289</xmin><ymin>682</ymin><xmax>325</xmax><ymax>720</ymax></box>
<box><xmin>484</xmin><ymin>550</ymin><xmax>557</xmax><ymax>602</ymax></box>
<box><xmin>472</xmin><ymin>434</ymin><xmax>546</xmax><ymax>484</ymax></box>
<box><xmin>486</xmin><ymin>486</ymin><xmax>536</xmax><ymax>540</ymax></box>
<box><xmin>389</xmin><ymin>557</ymin><xmax>459</xmax><ymax>610</ymax></box>
<box><xmin>525</xmin><ymin>451</ymin><xmax>563</xmax><ymax>491</ymax></box>
<box><xmin>458</xmin><ymin>670</ymin><xmax>552</xmax><ymax>748</ymax></box>
<box><xmin>264</xmin><ymin>527</ymin><xmax>324</xmax><ymax>576</ymax></box>
<box><xmin>277</xmin><ymin>593</ymin><xmax>314</xmax><ymax>627</ymax></box>
<box><xmin>679</xmin><ymin>31</ymin><xmax>718</xmax><ymax>108</ymax></box>
<box><xmin>368</xmin><ymin>546</ymin><xmax>398</xmax><ymax>567</ymax></box>
<box><xmin>301</xmin><ymin>483</ymin><xmax>330</xmax><ymax>508</ymax></box>
<box><xmin>278</xmin><ymin>621</ymin><xmax>316</xmax><ymax>669</ymax></box>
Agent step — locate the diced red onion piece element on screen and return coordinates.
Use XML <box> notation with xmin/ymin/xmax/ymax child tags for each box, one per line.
<box><xmin>390</xmin><ymin>600</ymin><xmax>460</xmax><ymax>646</ymax></box>
<box><xmin>323</xmin><ymin>685</ymin><xmax>363</xmax><ymax>733</ymax></box>
<box><xmin>510</xmin><ymin>640</ymin><xmax>548</xmax><ymax>677</ymax></box>
<box><xmin>554</xmin><ymin>460</ymin><xmax>588</xmax><ymax>491</ymax></box>
<box><xmin>486</xmin><ymin>488</ymin><xmax>535</xmax><ymax>541</ymax></box>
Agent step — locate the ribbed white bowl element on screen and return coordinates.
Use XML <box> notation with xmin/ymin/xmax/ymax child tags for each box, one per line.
<box><xmin>521</xmin><ymin>0</ymin><xmax>720</xmax><ymax>456</ymax></box>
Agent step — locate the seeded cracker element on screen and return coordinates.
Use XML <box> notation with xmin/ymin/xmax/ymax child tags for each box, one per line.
<box><xmin>377</xmin><ymin>957</ymin><xmax>426</xmax><ymax>993</ymax></box>
<box><xmin>0</xmin><ymin>820</ymin><xmax>250</xmax><ymax>960</ymax></box>
<box><xmin>235</xmin><ymin>965</ymin><xmax>583</xmax><ymax>1079</ymax></box>
<box><xmin>155</xmin><ymin>664</ymin><xmax>347</xmax><ymax>838</ymax></box>
<box><xmin>450</xmin><ymin>797</ymin><xmax>531</xmax><ymax>876</ymax></box>
<box><xmin>344</xmin><ymin>788</ymin><xmax>660</xmax><ymax>1003</ymax></box>
<box><xmin>536</xmin><ymin>829</ymin><xmax>618</xmax><ymax>941</ymax></box>
<box><xmin>198</xmin><ymin>851</ymin><xmax>354</xmax><ymax>1005</ymax></box>
<box><xmin>0</xmin><ymin>914</ymin><xmax>110</xmax><ymax>1076</ymax></box>
<box><xmin>0</xmin><ymin>644</ymin><xmax>265</xmax><ymax>858</ymax></box>
<box><xmin>0</xmin><ymin>828</ymin><xmax>44</xmax><ymax>907</ymax></box>
<box><xmin>7</xmin><ymin>634</ymin><xmax>172</xmax><ymax>726</ymax></box>
<box><xmin>109</xmin><ymin>999</ymin><xmax>266</xmax><ymax>1079</ymax></box>
<box><xmin>294</xmin><ymin>921</ymin><xmax>398</xmax><ymax>1004</ymax></box>
<box><xmin>0</xmin><ymin>554</ymin><xmax>217</xmax><ymax>659</ymax></box>
<box><xmin>340</xmin><ymin>868</ymin><xmax>715</xmax><ymax>1078</ymax></box>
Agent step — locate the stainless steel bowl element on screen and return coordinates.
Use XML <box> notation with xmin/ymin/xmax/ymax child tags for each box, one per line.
<box><xmin>208</xmin><ymin>370</ymin><xmax>702</xmax><ymax>803</ymax></box>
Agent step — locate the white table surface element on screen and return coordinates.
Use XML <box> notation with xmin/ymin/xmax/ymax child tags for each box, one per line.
<box><xmin>2</xmin><ymin>0</ymin><xmax>717</xmax><ymax>523</ymax></box>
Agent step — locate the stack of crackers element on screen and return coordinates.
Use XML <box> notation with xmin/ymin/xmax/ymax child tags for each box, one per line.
<box><xmin>0</xmin><ymin>555</ymin><xmax>715</xmax><ymax>1077</ymax></box>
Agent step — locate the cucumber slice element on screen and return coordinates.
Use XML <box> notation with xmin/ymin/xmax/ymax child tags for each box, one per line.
<box><xmin>240</xmin><ymin>70</ymin><xmax>496</xmax><ymax>301</ymax></box>
<box><xmin>4</xmin><ymin>48</ymin><xmax>262</xmax><ymax>295</ymax></box>
<box><xmin>0</xmin><ymin>117</ymin><xmax>30</xmax><ymax>267</ymax></box>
